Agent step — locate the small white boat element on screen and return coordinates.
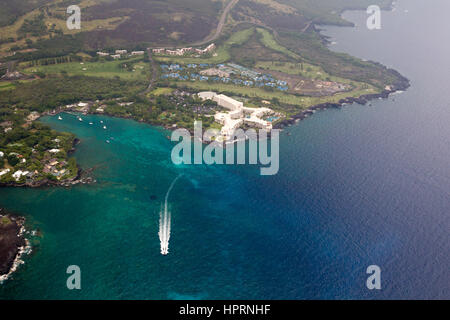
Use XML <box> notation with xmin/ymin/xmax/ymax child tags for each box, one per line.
<box><xmin>106</xmin><ymin>140</ymin><xmax>110</xmax><ymax>144</ymax></box>
<box><xmin>103</xmin><ymin>126</ymin><xmax>107</xmax><ymax>130</ymax></box>
<box><xmin>89</xmin><ymin>122</ymin><xmax>93</xmax><ymax>125</ymax></box>
<box><xmin>58</xmin><ymin>116</ymin><xmax>62</xmax><ymax>120</ymax></box>
<box><xmin>78</xmin><ymin>117</ymin><xmax>83</xmax><ymax>122</ymax></box>
<box><xmin>100</xmin><ymin>120</ymin><xmax>104</xmax><ymax>124</ymax></box>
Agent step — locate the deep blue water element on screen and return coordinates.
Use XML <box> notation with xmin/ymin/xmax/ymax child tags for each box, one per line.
<box><xmin>0</xmin><ymin>0</ymin><xmax>448</xmax><ymax>299</ymax></box>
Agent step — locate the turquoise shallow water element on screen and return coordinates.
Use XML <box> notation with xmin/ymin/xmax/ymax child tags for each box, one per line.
<box><xmin>0</xmin><ymin>0</ymin><xmax>449</xmax><ymax>299</ymax></box>
<box><xmin>0</xmin><ymin>113</ymin><xmax>252</xmax><ymax>299</ymax></box>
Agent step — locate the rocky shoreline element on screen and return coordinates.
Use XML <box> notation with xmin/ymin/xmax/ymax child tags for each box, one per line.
<box><xmin>41</xmin><ymin>74</ymin><xmax>410</xmax><ymax>144</ymax></box>
<box><xmin>89</xmin><ymin>84</ymin><xmax>410</xmax><ymax>143</ymax></box>
<box><xmin>0</xmin><ymin>166</ymin><xmax>95</xmax><ymax>188</ymax></box>
<box><xmin>0</xmin><ymin>209</ymin><xmax>31</xmax><ymax>282</ymax></box>
<box><xmin>24</xmin><ymin>77</ymin><xmax>411</xmax><ymax>153</ymax></box>
<box><xmin>274</xmin><ymin>81</ymin><xmax>410</xmax><ymax>129</ymax></box>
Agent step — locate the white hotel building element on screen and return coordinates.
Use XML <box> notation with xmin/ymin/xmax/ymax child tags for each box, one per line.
<box><xmin>198</xmin><ymin>92</ymin><xmax>273</xmax><ymax>141</ymax></box>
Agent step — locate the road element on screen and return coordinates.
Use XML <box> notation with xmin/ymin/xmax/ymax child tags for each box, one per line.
<box><xmin>193</xmin><ymin>0</ymin><xmax>240</xmax><ymax>46</ymax></box>
<box><xmin>145</xmin><ymin>49</ymin><xmax>159</xmax><ymax>92</ymax></box>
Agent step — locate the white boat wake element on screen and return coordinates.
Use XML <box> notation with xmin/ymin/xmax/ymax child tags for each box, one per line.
<box><xmin>159</xmin><ymin>174</ymin><xmax>182</xmax><ymax>255</ymax></box>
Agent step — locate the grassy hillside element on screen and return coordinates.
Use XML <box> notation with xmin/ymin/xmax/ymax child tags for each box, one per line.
<box><xmin>80</xmin><ymin>0</ymin><xmax>224</xmax><ymax>46</ymax></box>
<box><xmin>0</xmin><ymin>0</ymin><xmax>52</xmax><ymax>27</ymax></box>
<box><xmin>0</xmin><ymin>0</ymin><xmax>396</xmax><ymax>54</ymax></box>
<box><xmin>0</xmin><ymin>0</ymin><xmax>224</xmax><ymax>55</ymax></box>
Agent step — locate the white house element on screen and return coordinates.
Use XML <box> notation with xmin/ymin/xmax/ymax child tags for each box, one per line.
<box><xmin>12</xmin><ymin>170</ymin><xmax>29</xmax><ymax>181</ymax></box>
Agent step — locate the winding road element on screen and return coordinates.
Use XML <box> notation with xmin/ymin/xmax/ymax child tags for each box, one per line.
<box><xmin>193</xmin><ymin>0</ymin><xmax>240</xmax><ymax>46</ymax></box>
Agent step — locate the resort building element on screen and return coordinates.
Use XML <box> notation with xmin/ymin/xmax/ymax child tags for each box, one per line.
<box><xmin>243</xmin><ymin>107</ymin><xmax>273</xmax><ymax>129</ymax></box>
<box><xmin>164</xmin><ymin>47</ymin><xmax>194</xmax><ymax>56</ymax></box>
<box><xmin>196</xmin><ymin>43</ymin><xmax>216</xmax><ymax>54</ymax></box>
<box><xmin>198</xmin><ymin>91</ymin><xmax>273</xmax><ymax>141</ymax></box>
<box><xmin>200</xmin><ymin>68</ymin><xmax>231</xmax><ymax>78</ymax></box>
<box><xmin>152</xmin><ymin>44</ymin><xmax>215</xmax><ymax>56</ymax></box>
<box><xmin>214</xmin><ymin>94</ymin><xmax>244</xmax><ymax>111</ymax></box>
<box><xmin>111</xmin><ymin>54</ymin><xmax>121</xmax><ymax>59</ymax></box>
<box><xmin>178</xmin><ymin>47</ymin><xmax>193</xmax><ymax>55</ymax></box>
<box><xmin>198</xmin><ymin>91</ymin><xmax>217</xmax><ymax>100</ymax></box>
<box><xmin>96</xmin><ymin>52</ymin><xmax>109</xmax><ymax>56</ymax></box>
<box><xmin>131</xmin><ymin>51</ymin><xmax>145</xmax><ymax>56</ymax></box>
<box><xmin>115</xmin><ymin>50</ymin><xmax>127</xmax><ymax>55</ymax></box>
<box><xmin>198</xmin><ymin>92</ymin><xmax>243</xmax><ymax>111</ymax></box>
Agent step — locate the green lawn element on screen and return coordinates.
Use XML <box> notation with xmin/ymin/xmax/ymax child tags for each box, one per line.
<box><xmin>255</xmin><ymin>60</ymin><xmax>375</xmax><ymax>89</ymax></box>
<box><xmin>176</xmin><ymin>80</ymin><xmax>307</xmax><ymax>106</ymax></box>
<box><xmin>175</xmin><ymin>79</ymin><xmax>378</xmax><ymax>111</ymax></box>
<box><xmin>256</xmin><ymin>61</ymin><xmax>326</xmax><ymax>78</ymax></box>
<box><xmin>23</xmin><ymin>58</ymin><xmax>150</xmax><ymax>80</ymax></box>
<box><xmin>149</xmin><ymin>87</ymin><xmax>174</xmax><ymax>96</ymax></box>
<box><xmin>256</xmin><ymin>28</ymin><xmax>301</xmax><ymax>60</ymax></box>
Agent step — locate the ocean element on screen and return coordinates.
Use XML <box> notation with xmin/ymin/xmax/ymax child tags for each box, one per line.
<box><xmin>0</xmin><ymin>0</ymin><xmax>448</xmax><ymax>299</ymax></box>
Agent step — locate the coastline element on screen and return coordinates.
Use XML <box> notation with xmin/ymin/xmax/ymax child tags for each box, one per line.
<box><xmin>0</xmin><ymin>209</ymin><xmax>31</xmax><ymax>283</ymax></box>
<box><xmin>0</xmin><ymin>0</ymin><xmax>410</xmax><ymax>183</ymax></box>
<box><xmin>274</xmin><ymin>80</ymin><xmax>410</xmax><ymax>129</ymax></box>
<box><xmin>0</xmin><ymin>137</ymin><xmax>96</xmax><ymax>189</ymax></box>
<box><xmin>275</xmin><ymin>1</ymin><xmax>409</xmax><ymax>129</ymax></box>
<box><xmin>42</xmin><ymin>77</ymin><xmax>410</xmax><ymax>147</ymax></box>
